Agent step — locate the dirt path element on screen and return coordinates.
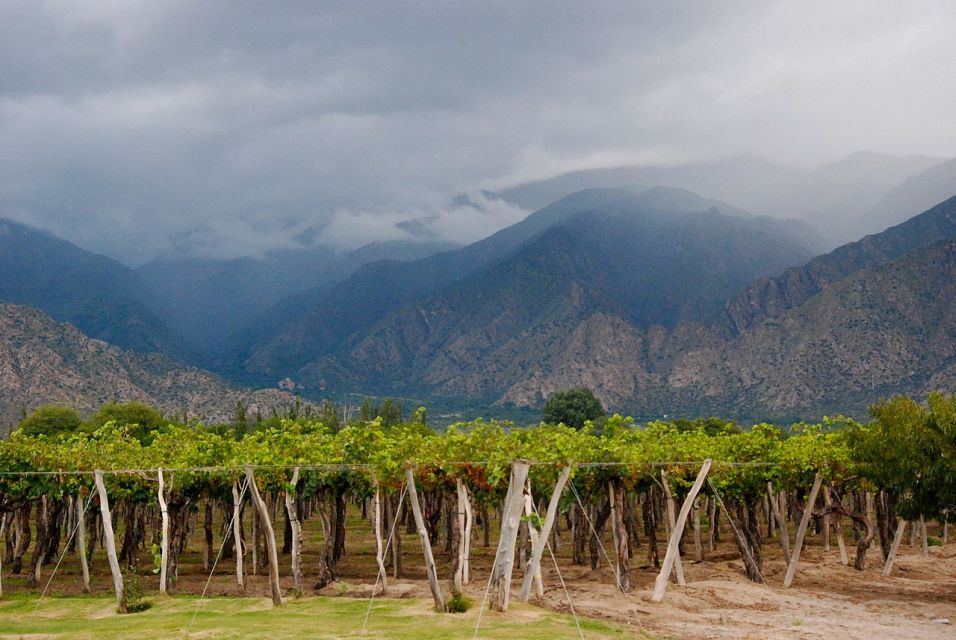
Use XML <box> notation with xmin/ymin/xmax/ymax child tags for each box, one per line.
<box><xmin>533</xmin><ymin>543</ymin><xmax>956</xmax><ymax>639</ymax></box>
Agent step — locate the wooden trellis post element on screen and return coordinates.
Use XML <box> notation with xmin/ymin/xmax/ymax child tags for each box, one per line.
<box><xmin>157</xmin><ymin>467</ymin><xmax>171</xmax><ymax>594</ymax></box>
<box><xmin>519</xmin><ymin>464</ymin><xmax>572</xmax><ymax>602</ymax></box>
<box><xmin>491</xmin><ymin>460</ymin><xmax>531</xmax><ymax>612</ymax></box>
<box><xmin>652</xmin><ymin>459</ymin><xmax>712</xmax><ymax>603</ymax></box>
<box><xmin>245</xmin><ymin>466</ymin><xmax>282</xmax><ymax>605</ymax></box>
<box><xmin>882</xmin><ymin>519</ymin><xmax>908</xmax><ymax>577</ymax></box>
<box><xmin>372</xmin><ymin>481</ymin><xmax>388</xmax><ymax>593</ymax></box>
<box><xmin>93</xmin><ymin>470</ymin><xmax>126</xmax><ymax>613</ymax></box>
<box><xmin>660</xmin><ymin>469</ymin><xmax>685</xmax><ymax>586</ymax></box>
<box><xmin>404</xmin><ymin>467</ymin><xmax>445</xmax><ymax>611</ymax></box>
<box><xmin>232</xmin><ymin>481</ymin><xmax>245</xmax><ymax>593</ymax></box>
<box><xmin>783</xmin><ymin>471</ymin><xmax>823</xmax><ymax>588</ymax></box>
<box><xmin>283</xmin><ymin>467</ymin><xmax>303</xmax><ymax>591</ymax></box>
<box><xmin>75</xmin><ymin>493</ymin><xmax>91</xmax><ymax>594</ymax></box>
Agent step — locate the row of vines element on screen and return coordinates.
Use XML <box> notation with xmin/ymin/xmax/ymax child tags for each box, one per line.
<box><xmin>0</xmin><ymin>393</ymin><xmax>952</xmax><ymax>612</ymax></box>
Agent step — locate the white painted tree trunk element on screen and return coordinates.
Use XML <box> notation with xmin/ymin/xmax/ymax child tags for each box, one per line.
<box><xmin>459</xmin><ymin>478</ymin><xmax>473</xmax><ymax>585</ymax></box>
<box><xmin>882</xmin><ymin>519</ymin><xmax>907</xmax><ymax>576</ymax></box>
<box><xmin>232</xmin><ymin>482</ymin><xmax>245</xmax><ymax>593</ymax></box>
<box><xmin>491</xmin><ymin>460</ymin><xmax>531</xmax><ymax>612</ymax></box>
<box><xmin>245</xmin><ymin>466</ymin><xmax>282</xmax><ymax>606</ymax></box>
<box><xmin>519</xmin><ymin>465</ymin><xmax>571</xmax><ymax>602</ymax></box>
<box><xmin>157</xmin><ymin>467</ymin><xmax>171</xmax><ymax>594</ymax></box>
<box><xmin>94</xmin><ymin>470</ymin><xmax>126</xmax><ymax>612</ymax></box>
<box><xmin>372</xmin><ymin>482</ymin><xmax>388</xmax><ymax>593</ymax></box>
<box><xmin>453</xmin><ymin>478</ymin><xmax>471</xmax><ymax>592</ymax></box>
<box><xmin>522</xmin><ymin>478</ymin><xmax>545</xmax><ymax>597</ymax></box>
<box><xmin>660</xmin><ymin>469</ymin><xmax>685</xmax><ymax>586</ymax></box>
<box><xmin>652</xmin><ymin>459</ymin><xmax>712</xmax><ymax>603</ymax></box>
<box><xmin>75</xmin><ymin>493</ymin><xmax>90</xmax><ymax>593</ymax></box>
<box><xmin>782</xmin><ymin>472</ymin><xmax>822</xmax><ymax>589</ymax></box>
<box><xmin>283</xmin><ymin>467</ymin><xmax>303</xmax><ymax>591</ymax></box>
<box><xmin>404</xmin><ymin>467</ymin><xmax>445</xmax><ymax>611</ymax></box>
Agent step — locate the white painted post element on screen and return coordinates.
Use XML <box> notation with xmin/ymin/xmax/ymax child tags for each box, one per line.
<box><xmin>490</xmin><ymin>460</ymin><xmax>531</xmax><ymax>612</ymax></box>
<box><xmin>157</xmin><ymin>467</ymin><xmax>170</xmax><ymax>594</ymax></box>
<box><xmin>404</xmin><ymin>467</ymin><xmax>445</xmax><ymax>611</ymax></box>
<box><xmin>660</xmin><ymin>469</ymin><xmax>685</xmax><ymax>586</ymax></box>
<box><xmin>651</xmin><ymin>459</ymin><xmax>712</xmax><ymax>603</ymax></box>
<box><xmin>245</xmin><ymin>466</ymin><xmax>282</xmax><ymax>606</ymax></box>
<box><xmin>519</xmin><ymin>464</ymin><xmax>572</xmax><ymax>602</ymax></box>
<box><xmin>283</xmin><ymin>467</ymin><xmax>303</xmax><ymax>591</ymax></box>
<box><xmin>782</xmin><ymin>472</ymin><xmax>823</xmax><ymax>589</ymax></box>
<box><xmin>75</xmin><ymin>493</ymin><xmax>91</xmax><ymax>593</ymax></box>
<box><xmin>372</xmin><ymin>482</ymin><xmax>388</xmax><ymax>594</ymax></box>
<box><xmin>93</xmin><ymin>470</ymin><xmax>126</xmax><ymax>612</ymax></box>
<box><xmin>882</xmin><ymin>519</ymin><xmax>907</xmax><ymax>576</ymax></box>
<box><xmin>232</xmin><ymin>482</ymin><xmax>245</xmax><ymax>593</ymax></box>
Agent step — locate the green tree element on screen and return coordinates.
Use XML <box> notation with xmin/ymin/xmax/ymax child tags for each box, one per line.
<box><xmin>90</xmin><ymin>402</ymin><xmax>166</xmax><ymax>444</ymax></box>
<box><xmin>233</xmin><ymin>400</ymin><xmax>248</xmax><ymax>441</ymax></box>
<box><xmin>17</xmin><ymin>405</ymin><xmax>82</xmax><ymax>437</ymax></box>
<box><xmin>542</xmin><ymin>388</ymin><xmax>605</xmax><ymax>430</ymax></box>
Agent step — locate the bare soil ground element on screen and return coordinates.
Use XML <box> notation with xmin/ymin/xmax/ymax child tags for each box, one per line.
<box><xmin>5</xmin><ymin>506</ymin><xmax>953</xmax><ymax>639</ymax></box>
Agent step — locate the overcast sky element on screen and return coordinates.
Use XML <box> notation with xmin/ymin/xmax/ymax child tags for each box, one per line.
<box><xmin>1</xmin><ymin>1</ymin><xmax>954</xmax><ymax>264</ymax></box>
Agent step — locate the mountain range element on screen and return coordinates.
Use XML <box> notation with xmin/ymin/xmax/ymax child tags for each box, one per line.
<box><xmin>1</xmin><ymin>151</ymin><xmax>955</xmax><ymax>423</ymax></box>
<box><xmin>0</xmin><ymin>303</ymin><xmax>309</xmax><ymax>429</ymax></box>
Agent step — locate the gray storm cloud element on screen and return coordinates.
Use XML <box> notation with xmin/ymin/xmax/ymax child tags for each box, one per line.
<box><xmin>1</xmin><ymin>1</ymin><xmax>954</xmax><ymax>264</ymax></box>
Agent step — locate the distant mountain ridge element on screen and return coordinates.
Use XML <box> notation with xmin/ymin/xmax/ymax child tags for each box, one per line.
<box><xmin>237</xmin><ymin>187</ymin><xmax>818</xmax><ymax>394</ymax></box>
<box><xmin>0</xmin><ymin>217</ymin><xmax>193</xmax><ymax>360</ymax></box>
<box><xmin>0</xmin><ymin>303</ymin><xmax>310</xmax><ymax>429</ymax></box>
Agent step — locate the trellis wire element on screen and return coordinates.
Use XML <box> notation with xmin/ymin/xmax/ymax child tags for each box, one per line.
<box><xmin>361</xmin><ymin>479</ymin><xmax>409</xmax><ymax>634</ymax></box>
<box><xmin>188</xmin><ymin>474</ymin><xmax>251</xmax><ymax>631</ymax></box>
<box><xmin>0</xmin><ymin>459</ymin><xmax>778</xmax><ymax>477</ymax></box>
<box><xmin>34</xmin><ymin>488</ymin><xmax>97</xmax><ymax>610</ymax></box>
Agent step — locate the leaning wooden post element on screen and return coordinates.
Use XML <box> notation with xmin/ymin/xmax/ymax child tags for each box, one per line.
<box><xmin>75</xmin><ymin>493</ymin><xmax>91</xmax><ymax>594</ymax></box>
<box><xmin>245</xmin><ymin>465</ymin><xmax>282</xmax><ymax>606</ymax></box>
<box><xmin>881</xmin><ymin>519</ymin><xmax>907</xmax><ymax>577</ymax></box>
<box><xmin>782</xmin><ymin>471</ymin><xmax>823</xmax><ymax>588</ymax></box>
<box><xmin>660</xmin><ymin>469</ymin><xmax>685</xmax><ymax>586</ymax></box>
<box><xmin>93</xmin><ymin>470</ymin><xmax>126</xmax><ymax>613</ymax></box>
<box><xmin>283</xmin><ymin>467</ymin><xmax>303</xmax><ymax>591</ymax></box>
<box><xmin>519</xmin><ymin>464</ymin><xmax>572</xmax><ymax>602</ymax></box>
<box><xmin>491</xmin><ymin>460</ymin><xmax>531</xmax><ymax>612</ymax></box>
<box><xmin>521</xmin><ymin>477</ymin><xmax>545</xmax><ymax>596</ymax></box>
<box><xmin>232</xmin><ymin>481</ymin><xmax>245</xmax><ymax>593</ymax></box>
<box><xmin>651</xmin><ymin>459</ymin><xmax>712</xmax><ymax>603</ymax></box>
<box><xmin>767</xmin><ymin>481</ymin><xmax>791</xmax><ymax>564</ymax></box>
<box><xmin>372</xmin><ymin>481</ymin><xmax>388</xmax><ymax>593</ymax></box>
<box><xmin>404</xmin><ymin>466</ymin><xmax>445</xmax><ymax>611</ymax></box>
<box><xmin>157</xmin><ymin>467</ymin><xmax>171</xmax><ymax>594</ymax></box>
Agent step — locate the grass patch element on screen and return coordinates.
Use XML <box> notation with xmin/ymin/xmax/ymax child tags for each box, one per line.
<box><xmin>0</xmin><ymin>595</ymin><xmax>635</xmax><ymax>639</ymax></box>
<box><xmin>446</xmin><ymin>592</ymin><xmax>472</xmax><ymax>613</ymax></box>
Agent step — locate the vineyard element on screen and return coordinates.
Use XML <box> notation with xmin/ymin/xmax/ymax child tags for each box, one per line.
<box><xmin>0</xmin><ymin>394</ymin><xmax>954</xmax><ymax>638</ymax></box>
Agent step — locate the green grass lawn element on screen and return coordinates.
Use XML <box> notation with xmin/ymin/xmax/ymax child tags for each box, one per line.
<box><xmin>0</xmin><ymin>595</ymin><xmax>639</xmax><ymax>639</ymax></box>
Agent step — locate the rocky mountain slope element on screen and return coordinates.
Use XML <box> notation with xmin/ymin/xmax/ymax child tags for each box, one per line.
<box><xmin>138</xmin><ymin>238</ymin><xmax>454</xmax><ymax>358</ymax></box>
<box><xmin>240</xmin><ymin>195</ymin><xmax>956</xmax><ymax>421</ymax></box>
<box><xmin>0</xmin><ymin>303</ymin><xmax>307</xmax><ymax>428</ymax></box>
<box><xmin>0</xmin><ymin>217</ymin><xmax>192</xmax><ymax>359</ymax></box>
<box><xmin>239</xmin><ymin>188</ymin><xmax>818</xmax><ymax>395</ymax></box>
